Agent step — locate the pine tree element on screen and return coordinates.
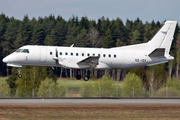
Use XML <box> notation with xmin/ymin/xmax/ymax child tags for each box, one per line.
<box><xmin>55</xmin><ymin>20</ymin><xmax>67</xmax><ymax>46</ymax></box>
<box><xmin>129</xmin><ymin>30</ymin><xmax>141</xmax><ymax>44</ymax></box>
<box><xmin>79</xmin><ymin>16</ymin><xmax>89</xmax><ymax>30</ymax></box>
<box><xmin>113</xmin><ymin>18</ymin><xmax>126</xmax><ymax>46</ymax></box>
<box><xmin>97</xmin><ymin>19</ymin><xmax>102</xmax><ymax>33</ymax></box>
<box><xmin>65</xmin><ymin>25</ymin><xmax>79</xmax><ymax>46</ymax></box>
<box><xmin>14</xmin><ymin>15</ymin><xmax>32</xmax><ymax>48</ymax></box>
<box><xmin>76</xmin><ymin>28</ymin><xmax>89</xmax><ymax>47</ymax></box>
<box><xmin>0</xmin><ymin>13</ymin><xmax>8</xmax><ymax>43</ymax></box>
<box><xmin>68</xmin><ymin>15</ymin><xmax>76</xmax><ymax>27</ymax></box>
<box><xmin>100</xmin><ymin>16</ymin><xmax>106</xmax><ymax>35</ymax></box>
<box><xmin>144</xmin><ymin>22</ymin><xmax>152</xmax><ymax>42</ymax></box>
<box><xmin>0</xmin><ymin>15</ymin><xmax>11</xmax><ymax>77</ymax></box>
<box><xmin>44</xmin><ymin>29</ymin><xmax>58</xmax><ymax>46</ymax></box>
<box><xmin>30</xmin><ymin>22</ymin><xmax>44</xmax><ymax>45</ymax></box>
<box><xmin>0</xmin><ymin>13</ymin><xmax>8</xmax><ymax>61</ymax></box>
<box><xmin>2</xmin><ymin>18</ymin><xmax>20</xmax><ymax>55</ymax></box>
<box><xmin>131</xmin><ymin>18</ymin><xmax>144</xmax><ymax>43</ymax></box>
<box><xmin>43</xmin><ymin>14</ymin><xmax>56</xmax><ymax>36</ymax></box>
<box><xmin>125</xmin><ymin>19</ymin><xmax>133</xmax><ymax>45</ymax></box>
<box><xmin>102</xmin><ymin>28</ymin><xmax>113</xmax><ymax>48</ymax></box>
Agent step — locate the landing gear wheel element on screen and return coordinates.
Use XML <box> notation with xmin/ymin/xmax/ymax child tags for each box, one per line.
<box><xmin>76</xmin><ymin>69</ymin><xmax>81</xmax><ymax>80</ymax></box>
<box><xmin>18</xmin><ymin>67</ymin><xmax>22</xmax><ymax>78</ymax></box>
<box><xmin>76</xmin><ymin>75</ymin><xmax>81</xmax><ymax>80</ymax></box>
<box><xmin>18</xmin><ymin>74</ymin><xmax>22</xmax><ymax>78</ymax></box>
<box><xmin>83</xmin><ymin>76</ymin><xmax>89</xmax><ymax>81</ymax></box>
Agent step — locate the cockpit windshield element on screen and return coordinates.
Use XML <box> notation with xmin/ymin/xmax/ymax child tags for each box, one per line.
<box><xmin>15</xmin><ymin>49</ymin><xmax>23</xmax><ymax>53</ymax></box>
<box><xmin>21</xmin><ymin>49</ymin><xmax>29</xmax><ymax>53</ymax></box>
<box><xmin>15</xmin><ymin>49</ymin><xmax>29</xmax><ymax>53</ymax></box>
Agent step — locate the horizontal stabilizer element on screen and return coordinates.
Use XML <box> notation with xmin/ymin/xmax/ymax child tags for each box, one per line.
<box><xmin>148</xmin><ymin>48</ymin><xmax>165</xmax><ymax>57</ymax></box>
<box><xmin>146</xmin><ymin>61</ymin><xmax>168</xmax><ymax>66</ymax></box>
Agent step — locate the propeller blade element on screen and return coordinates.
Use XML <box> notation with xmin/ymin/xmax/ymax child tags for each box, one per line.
<box><xmin>52</xmin><ymin>48</ymin><xmax>58</xmax><ymax>65</ymax></box>
<box><xmin>54</xmin><ymin>47</ymin><xmax>59</xmax><ymax>74</ymax></box>
<box><xmin>56</xmin><ymin>48</ymin><xmax>58</xmax><ymax>57</ymax></box>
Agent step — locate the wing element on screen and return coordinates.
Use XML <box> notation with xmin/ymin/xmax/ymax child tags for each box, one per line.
<box><xmin>77</xmin><ymin>56</ymin><xmax>100</xmax><ymax>69</ymax></box>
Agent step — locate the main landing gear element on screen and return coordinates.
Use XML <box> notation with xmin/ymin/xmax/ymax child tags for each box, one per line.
<box><xmin>83</xmin><ymin>76</ymin><xmax>90</xmax><ymax>81</ymax></box>
<box><xmin>76</xmin><ymin>70</ymin><xmax>81</xmax><ymax>80</ymax></box>
<box><xmin>18</xmin><ymin>67</ymin><xmax>22</xmax><ymax>78</ymax></box>
<box><xmin>76</xmin><ymin>69</ymin><xmax>90</xmax><ymax>81</ymax></box>
<box><xmin>83</xmin><ymin>69</ymin><xmax>89</xmax><ymax>81</ymax></box>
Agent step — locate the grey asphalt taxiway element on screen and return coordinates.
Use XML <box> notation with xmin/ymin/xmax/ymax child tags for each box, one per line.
<box><xmin>0</xmin><ymin>98</ymin><xmax>179</xmax><ymax>105</ymax></box>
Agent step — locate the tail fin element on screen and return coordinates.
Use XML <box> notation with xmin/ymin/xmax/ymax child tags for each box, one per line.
<box><xmin>146</xmin><ymin>21</ymin><xmax>177</xmax><ymax>55</ymax></box>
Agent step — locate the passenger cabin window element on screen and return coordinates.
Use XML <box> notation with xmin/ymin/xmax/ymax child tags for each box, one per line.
<box><xmin>98</xmin><ymin>54</ymin><xmax>100</xmax><ymax>57</ymax></box>
<box><xmin>103</xmin><ymin>54</ymin><xmax>106</xmax><ymax>57</ymax></box>
<box><xmin>82</xmin><ymin>53</ymin><xmax>84</xmax><ymax>56</ymax></box>
<box><xmin>109</xmin><ymin>54</ymin><xmax>111</xmax><ymax>58</ymax></box>
<box><xmin>21</xmin><ymin>49</ymin><xmax>29</xmax><ymax>53</ymax></box>
<box><xmin>71</xmin><ymin>53</ymin><xmax>73</xmax><ymax>56</ymax></box>
<box><xmin>60</xmin><ymin>52</ymin><xmax>62</xmax><ymax>55</ymax></box>
<box><xmin>93</xmin><ymin>54</ymin><xmax>95</xmax><ymax>56</ymax></box>
<box><xmin>50</xmin><ymin>52</ymin><xmax>52</xmax><ymax>55</ymax></box>
<box><xmin>87</xmin><ymin>53</ymin><xmax>90</xmax><ymax>56</ymax></box>
<box><xmin>65</xmin><ymin>52</ymin><xmax>68</xmax><ymax>55</ymax></box>
<box><xmin>114</xmin><ymin>54</ymin><xmax>116</xmax><ymax>58</ymax></box>
<box><xmin>76</xmin><ymin>53</ymin><xmax>78</xmax><ymax>56</ymax></box>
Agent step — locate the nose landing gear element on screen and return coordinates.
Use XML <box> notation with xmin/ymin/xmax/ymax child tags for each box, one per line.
<box><xmin>18</xmin><ymin>67</ymin><xmax>22</xmax><ymax>78</ymax></box>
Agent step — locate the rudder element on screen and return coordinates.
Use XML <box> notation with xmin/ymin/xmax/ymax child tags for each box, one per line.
<box><xmin>146</xmin><ymin>21</ymin><xmax>177</xmax><ymax>55</ymax></box>
<box><xmin>159</xmin><ymin>21</ymin><xmax>177</xmax><ymax>55</ymax></box>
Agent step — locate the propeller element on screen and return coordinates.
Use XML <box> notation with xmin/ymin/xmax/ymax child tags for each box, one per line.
<box><xmin>52</xmin><ymin>47</ymin><xmax>59</xmax><ymax>73</ymax></box>
<box><xmin>55</xmin><ymin>47</ymin><xmax>58</xmax><ymax>65</ymax></box>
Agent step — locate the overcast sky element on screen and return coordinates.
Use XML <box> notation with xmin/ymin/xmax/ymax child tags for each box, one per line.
<box><xmin>1</xmin><ymin>0</ymin><xmax>180</xmax><ymax>24</ymax></box>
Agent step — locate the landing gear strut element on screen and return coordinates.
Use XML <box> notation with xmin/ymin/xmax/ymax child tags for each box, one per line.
<box><xmin>76</xmin><ymin>70</ymin><xmax>81</xmax><ymax>80</ymax></box>
<box><xmin>83</xmin><ymin>69</ymin><xmax>89</xmax><ymax>81</ymax></box>
<box><xmin>18</xmin><ymin>67</ymin><xmax>22</xmax><ymax>78</ymax></box>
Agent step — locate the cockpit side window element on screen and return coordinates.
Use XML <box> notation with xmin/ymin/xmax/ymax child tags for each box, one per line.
<box><xmin>21</xmin><ymin>49</ymin><xmax>29</xmax><ymax>53</ymax></box>
<box><xmin>15</xmin><ymin>49</ymin><xmax>23</xmax><ymax>53</ymax></box>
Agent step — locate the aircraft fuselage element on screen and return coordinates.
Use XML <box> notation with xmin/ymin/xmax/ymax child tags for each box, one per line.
<box><xmin>3</xmin><ymin>45</ymin><xmax>173</xmax><ymax>69</ymax></box>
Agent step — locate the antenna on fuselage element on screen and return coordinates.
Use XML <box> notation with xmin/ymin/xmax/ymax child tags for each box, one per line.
<box><xmin>70</xmin><ymin>44</ymin><xmax>74</xmax><ymax>47</ymax></box>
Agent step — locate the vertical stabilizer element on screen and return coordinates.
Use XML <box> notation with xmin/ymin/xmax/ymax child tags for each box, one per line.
<box><xmin>146</xmin><ymin>21</ymin><xmax>177</xmax><ymax>55</ymax></box>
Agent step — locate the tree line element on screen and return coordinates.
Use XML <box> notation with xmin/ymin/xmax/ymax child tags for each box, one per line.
<box><xmin>0</xmin><ymin>13</ymin><xmax>180</xmax><ymax>91</ymax></box>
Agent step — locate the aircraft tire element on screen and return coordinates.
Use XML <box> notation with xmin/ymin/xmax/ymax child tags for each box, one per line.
<box><xmin>83</xmin><ymin>76</ymin><xmax>89</xmax><ymax>81</ymax></box>
<box><xmin>76</xmin><ymin>75</ymin><xmax>81</xmax><ymax>80</ymax></box>
<box><xmin>18</xmin><ymin>74</ymin><xmax>22</xmax><ymax>78</ymax></box>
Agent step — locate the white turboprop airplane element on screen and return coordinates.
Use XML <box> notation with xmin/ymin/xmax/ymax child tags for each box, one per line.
<box><xmin>2</xmin><ymin>21</ymin><xmax>177</xmax><ymax>81</ymax></box>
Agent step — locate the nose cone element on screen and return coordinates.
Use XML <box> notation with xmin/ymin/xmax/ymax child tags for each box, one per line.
<box><xmin>2</xmin><ymin>57</ymin><xmax>9</xmax><ymax>63</ymax></box>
